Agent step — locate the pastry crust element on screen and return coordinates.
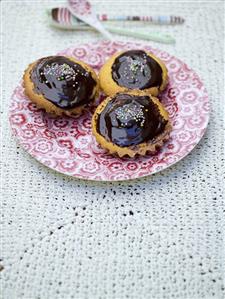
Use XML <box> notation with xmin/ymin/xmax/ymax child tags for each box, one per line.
<box><xmin>99</xmin><ymin>50</ymin><xmax>168</xmax><ymax>97</ymax></box>
<box><xmin>92</xmin><ymin>90</ymin><xmax>172</xmax><ymax>157</ymax></box>
<box><xmin>23</xmin><ymin>56</ymin><xmax>99</xmax><ymax>116</ymax></box>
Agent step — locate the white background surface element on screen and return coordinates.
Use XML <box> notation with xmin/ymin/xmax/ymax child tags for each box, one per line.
<box><xmin>1</xmin><ymin>0</ymin><xmax>224</xmax><ymax>298</ymax></box>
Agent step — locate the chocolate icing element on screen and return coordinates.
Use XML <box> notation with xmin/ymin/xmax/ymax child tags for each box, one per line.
<box><xmin>111</xmin><ymin>50</ymin><xmax>163</xmax><ymax>90</ymax></box>
<box><xmin>51</xmin><ymin>8</ymin><xmax>58</xmax><ymax>22</ymax></box>
<box><xmin>97</xmin><ymin>94</ymin><xmax>167</xmax><ymax>147</ymax></box>
<box><xmin>30</xmin><ymin>56</ymin><xmax>96</xmax><ymax>109</ymax></box>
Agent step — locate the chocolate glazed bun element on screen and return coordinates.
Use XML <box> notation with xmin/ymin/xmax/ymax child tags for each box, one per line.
<box><xmin>92</xmin><ymin>90</ymin><xmax>172</xmax><ymax>157</ymax></box>
<box><xmin>97</xmin><ymin>93</ymin><xmax>167</xmax><ymax>147</ymax></box>
<box><xmin>99</xmin><ymin>50</ymin><xmax>168</xmax><ymax>97</ymax></box>
<box><xmin>111</xmin><ymin>50</ymin><xmax>163</xmax><ymax>90</ymax></box>
<box><xmin>23</xmin><ymin>55</ymin><xmax>99</xmax><ymax>116</ymax></box>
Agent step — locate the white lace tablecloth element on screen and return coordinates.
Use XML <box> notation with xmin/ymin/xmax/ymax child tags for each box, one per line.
<box><xmin>1</xmin><ymin>0</ymin><xmax>224</xmax><ymax>298</ymax></box>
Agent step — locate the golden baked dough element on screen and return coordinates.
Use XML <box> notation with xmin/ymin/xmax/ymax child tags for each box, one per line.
<box><xmin>23</xmin><ymin>56</ymin><xmax>99</xmax><ymax>116</ymax></box>
<box><xmin>92</xmin><ymin>90</ymin><xmax>172</xmax><ymax>157</ymax></box>
<box><xmin>99</xmin><ymin>50</ymin><xmax>168</xmax><ymax>97</ymax></box>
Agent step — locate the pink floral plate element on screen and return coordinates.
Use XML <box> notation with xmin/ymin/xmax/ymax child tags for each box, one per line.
<box><xmin>9</xmin><ymin>41</ymin><xmax>210</xmax><ymax>181</ymax></box>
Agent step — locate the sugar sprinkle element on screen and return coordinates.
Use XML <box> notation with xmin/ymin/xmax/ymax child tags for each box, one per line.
<box><xmin>115</xmin><ymin>103</ymin><xmax>146</xmax><ymax>127</ymax></box>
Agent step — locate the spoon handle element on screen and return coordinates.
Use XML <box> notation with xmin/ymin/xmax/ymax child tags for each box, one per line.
<box><xmin>67</xmin><ymin>0</ymin><xmax>113</xmax><ymax>40</ymax></box>
<box><xmin>91</xmin><ymin>18</ymin><xmax>114</xmax><ymax>40</ymax></box>
<box><xmin>105</xmin><ymin>25</ymin><xmax>175</xmax><ymax>44</ymax></box>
